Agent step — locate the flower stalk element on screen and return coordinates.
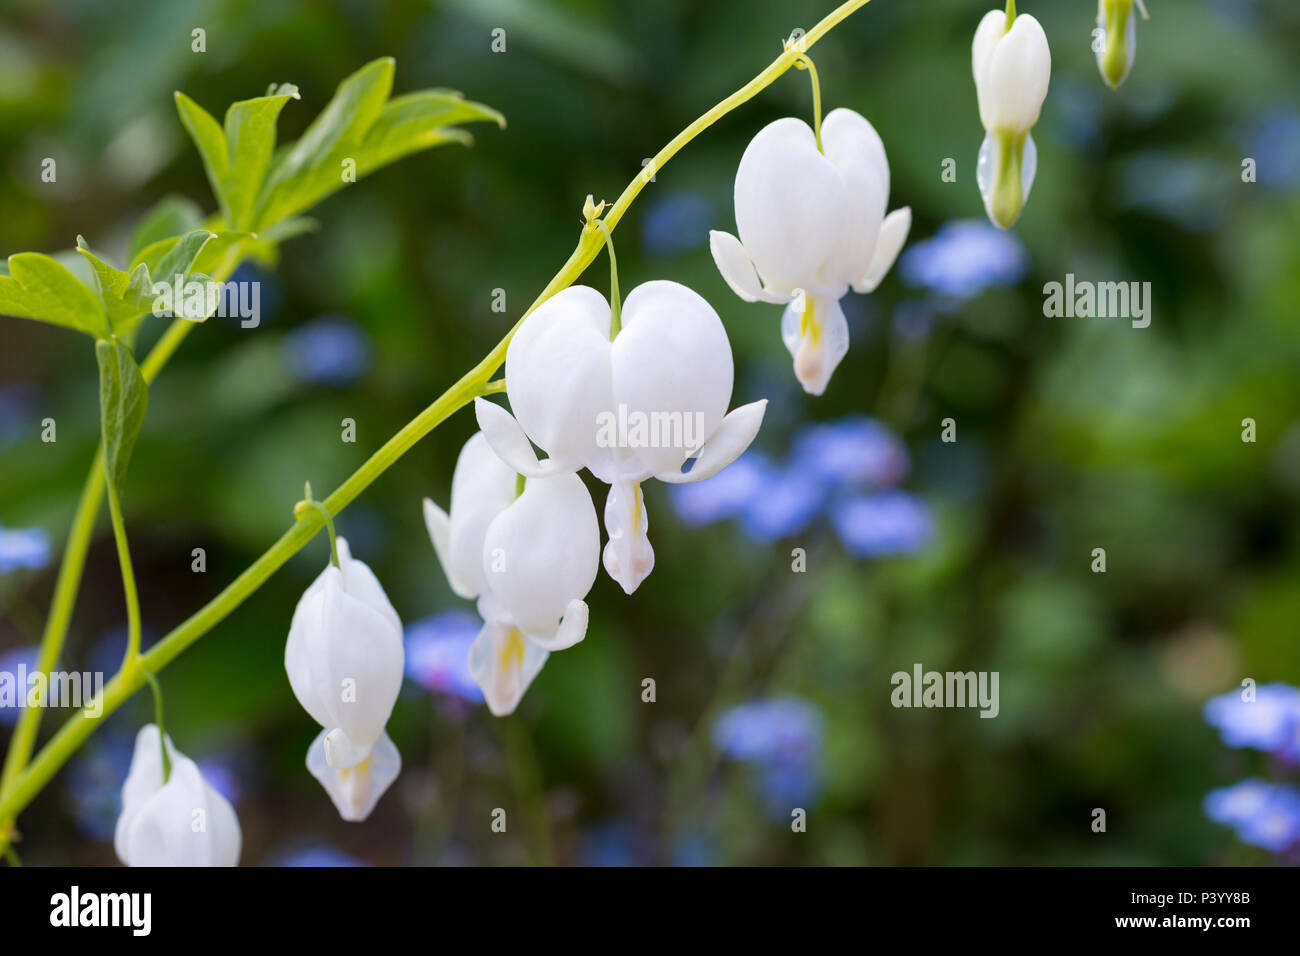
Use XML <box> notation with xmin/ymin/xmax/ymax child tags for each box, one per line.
<box><xmin>0</xmin><ymin>0</ymin><xmax>875</xmax><ymax>844</ymax></box>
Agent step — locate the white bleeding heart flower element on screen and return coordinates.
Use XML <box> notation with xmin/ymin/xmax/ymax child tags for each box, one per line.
<box><xmin>471</xmin><ymin>279</ymin><xmax>766</xmax><ymax>593</ymax></box>
<box><xmin>709</xmin><ymin>107</ymin><xmax>910</xmax><ymax>395</ymax></box>
<box><xmin>285</xmin><ymin>535</ymin><xmax>404</xmax><ymax>803</ymax></box>
<box><xmin>114</xmin><ymin>724</ymin><xmax>241</xmax><ymax>867</ymax></box>
<box><xmin>1096</xmin><ymin>0</ymin><xmax>1145</xmax><ymax>90</ymax></box>
<box><xmin>306</xmin><ymin>728</ymin><xmax>401</xmax><ymax>822</ymax></box>
<box><xmin>972</xmin><ymin>6</ymin><xmax>1051</xmax><ymax>229</ymax></box>
<box><xmin>424</xmin><ymin>432</ymin><xmax>600</xmax><ymax>715</ymax></box>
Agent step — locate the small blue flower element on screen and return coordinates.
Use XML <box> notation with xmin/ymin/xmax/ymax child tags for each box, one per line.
<box><xmin>1204</xmin><ymin>780</ymin><xmax>1300</xmax><ymax>853</ymax></box>
<box><xmin>1244</xmin><ymin>109</ymin><xmax>1300</xmax><ymax>190</ymax></box>
<box><xmin>1203</xmin><ymin>683</ymin><xmax>1300</xmax><ymax>755</ymax></box>
<box><xmin>268</xmin><ymin>845</ymin><xmax>367</xmax><ymax>867</ymax></box>
<box><xmin>899</xmin><ymin>220</ymin><xmax>1028</xmax><ymax>299</ymax></box>
<box><xmin>0</xmin><ymin>645</ymin><xmax>39</xmax><ymax>726</ymax></box>
<box><xmin>64</xmin><ymin>733</ymin><xmax>133</xmax><ymax>842</ymax></box>
<box><xmin>0</xmin><ymin>383</ymin><xmax>38</xmax><ymax>449</ymax></box>
<box><xmin>714</xmin><ymin>697</ymin><xmax>822</xmax><ymax>766</ymax></box>
<box><xmin>282</xmin><ymin>316</ymin><xmax>371</xmax><ymax>386</ymax></box>
<box><xmin>792</xmin><ymin>416</ymin><xmax>909</xmax><ymax>491</ymax></box>
<box><xmin>641</xmin><ymin>193</ymin><xmax>713</xmax><ymax>257</ymax></box>
<box><xmin>737</xmin><ymin>465</ymin><xmax>824</xmax><ymax>542</ymax></box>
<box><xmin>668</xmin><ymin>451</ymin><xmax>774</xmax><ymax>528</ymax></box>
<box><xmin>404</xmin><ymin>610</ymin><xmax>484</xmax><ymax>704</ymax></box>
<box><xmin>714</xmin><ymin>697</ymin><xmax>823</xmax><ymax>818</ymax></box>
<box><xmin>831</xmin><ymin>492</ymin><xmax>933</xmax><ymax>557</ymax></box>
<box><xmin>0</xmin><ymin>525</ymin><xmax>51</xmax><ymax>574</ymax></box>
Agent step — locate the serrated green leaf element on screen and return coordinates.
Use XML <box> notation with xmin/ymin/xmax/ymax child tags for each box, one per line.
<box><xmin>96</xmin><ymin>337</ymin><xmax>149</xmax><ymax>497</ymax></box>
<box><xmin>0</xmin><ymin>252</ymin><xmax>108</xmax><ymax>338</ymax></box>
<box><xmin>222</xmin><ymin>87</ymin><xmax>300</xmax><ymax>230</ymax></box>
<box><xmin>127</xmin><ymin>196</ymin><xmax>204</xmax><ymax>263</ymax></box>
<box><xmin>175</xmin><ymin>92</ymin><xmax>232</xmax><ymax>223</ymax></box>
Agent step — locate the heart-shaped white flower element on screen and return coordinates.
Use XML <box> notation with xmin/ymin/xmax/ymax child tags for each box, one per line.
<box><xmin>472</xmin><ymin>279</ymin><xmax>766</xmax><ymax>593</ymax></box>
<box><xmin>285</xmin><ymin>537</ymin><xmax>404</xmax><ymax>777</ymax></box>
<box><xmin>424</xmin><ymin>431</ymin><xmax>600</xmax><ymax>715</ymax></box>
<box><xmin>114</xmin><ymin>724</ymin><xmax>241</xmax><ymax>867</ymax></box>
<box><xmin>709</xmin><ymin>107</ymin><xmax>910</xmax><ymax>395</ymax></box>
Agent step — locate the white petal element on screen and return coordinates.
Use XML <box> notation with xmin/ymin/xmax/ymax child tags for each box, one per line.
<box><xmin>780</xmin><ymin>294</ymin><xmax>849</xmax><ymax>396</ymax></box>
<box><xmin>853</xmin><ymin>206</ymin><xmax>912</xmax><ymax>294</ymax></box>
<box><xmin>118</xmin><ymin>755</ymin><xmax>240</xmax><ymax>867</ymax></box>
<box><xmin>423</xmin><ymin>497</ymin><xmax>474</xmax><ymax>600</ymax></box>
<box><xmin>307</xmin><ymin>728</ymin><xmax>400</xmax><ymax>823</ymax></box>
<box><xmin>734</xmin><ymin>117</ymin><xmax>846</xmax><ymax>295</ymax></box>
<box><xmin>610</xmin><ymin>281</ymin><xmax>735</xmax><ymax>477</ymax></box>
<box><xmin>972</xmin><ymin>9</ymin><xmax>1008</xmax><ymax>128</ymax></box>
<box><xmin>525</xmin><ymin>598</ymin><xmax>589</xmax><ymax>652</ymax></box>
<box><xmin>504</xmin><ymin>285</ymin><xmax>617</xmax><ymax>476</ymax></box>
<box><xmin>482</xmin><ymin>471</ymin><xmax>600</xmax><ymax>637</ymax></box>
<box><xmin>473</xmin><ymin>398</ymin><xmax>566</xmax><ymax>478</ymax></box>
<box><xmin>982</xmin><ymin>14</ymin><xmax>1051</xmax><ymax>133</ymax></box>
<box><xmin>315</xmin><ymin>568</ymin><xmax>404</xmax><ymax>769</ymax></box>
<box><xmin>820</xmin><ymin>108</ymin><xmax>889</xmax><ymax>286</ymax></box>
<box><xmin>708</xmin><ymin>230</ymin><xmax>789</xmax><ymax>304</ymax></box>
<box><xmin>115</xmin><ymin>724</ymin><xmax>169</xmax><ymax>863</ymax></box>
<box><xmin>439</xmin><ymin>430</ymin><xmax>521</xmax><ymax>599</ymax></box>
<box><xmin>655</xmin><ymin>400</ymin><xmax>768</xmax><ymax>484</ymax></box>
<box><xmin>334</xmin><ymin>537</ymin><xmax>401</xmax><ymax>637</ymax></box>
<box><xmin>284</xmin><ymin>579</ymin><xmax>335</xmax><ymax>731</ymax></box>
<box><xmin>467</xmin><ymin>618</ymin><xmax>549</xmax><ymax>716</ymax></box>
<box><xmin>601</xmin><ymin>479</ymin><xmax>654</xmax><ymax>594</ymax></box>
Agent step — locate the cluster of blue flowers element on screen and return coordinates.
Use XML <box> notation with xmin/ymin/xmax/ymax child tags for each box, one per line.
<box><xmin>712</xmin><ymin>697</ymin><xmax>823</xmax><ymax>818</ymax></box>
<box><xmin>1202</xmin><ymin>683</ymin><xmax>1300</xmax><ymax>855</ymax></box>
<box><xmin>669</xmin><ymin>415</ymin><xmax>931</xmax><ymax>557</ymax></box>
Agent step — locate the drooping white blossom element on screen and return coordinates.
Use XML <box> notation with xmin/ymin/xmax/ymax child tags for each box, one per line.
<box><xmin>1095</xmin><ymin>0</ymin><xmax>1145</xmax><ymax>90</ymax></box>
<box><xmin>710</xmin><ymin>108</ymin><xmax>910</xmax><ymax>395</ymax></box>
<box><xmin>114</xmin><ymin>724</ymin><xmax>241</xmax><ymax>867</ymax></box>
<box><xmin>471</xmin><ymin>279</ymin><xmax>766</xmax><ymax>593</ymax></box>
<box><xmin>423</xmin><ymin>431</ymin><xmax>600</xmax><ymax>714</ymax></box>
<box><xmin>972</xmin><ymin>6</ymin><xmax>1051</xmax><ymax>229</ymax></box>
<box><xmin>285</xmin><ymin>536</ymin><xmax>404</xmax><ymax>818</ymax></box>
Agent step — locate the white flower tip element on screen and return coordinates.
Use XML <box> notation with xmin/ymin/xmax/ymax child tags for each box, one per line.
<box><xmin>529</xmin><ymin>599</ymin><xmax>589</xmax><ymax>651</ymax></box>
<box><xmin>323</xmin><ymin>728</ymin><xmax>370</xmax><ymax>771</ymax></box>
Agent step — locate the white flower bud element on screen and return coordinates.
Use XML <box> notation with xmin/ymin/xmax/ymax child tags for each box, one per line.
<box><xmin>114</xmin><ymin>724</ymin><xmax>241</xmax><ymax>867</ymax></box>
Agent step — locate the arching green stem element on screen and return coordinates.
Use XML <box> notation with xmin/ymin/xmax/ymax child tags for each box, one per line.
<box><xmin>594</xmin><ymin>218</ymin><xmax>621</xmax><ymax>338</ymax></box>
<box><xmin>794</xmin><ymin>55</ymin><xmax>824</xmax><ymax>151</ymax></box>
<box><xmin>142</xmin><ymin>671</ymin><xmax>172</xmax><ymax>783</ymax></box>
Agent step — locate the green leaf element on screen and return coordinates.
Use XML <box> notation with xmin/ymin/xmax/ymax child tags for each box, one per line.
<box><xmin>221</xmin><ymin>85</ymin><xmax>299</xmax><ymax>229</ymax></box>
<box><xmin>127</xmin><ymin>196</ymin><xmax>204</xmax><ymax>263</ymax></box>
<box><xmin>75</xmin><ymin>238</ymin><xmax>155</xmax><ymax>334</ymax></box>
<box><xmin>0</xmin><ymin>252</ymin><xmax>108</xmax><ymax>338</ymax></box>
<box><xmin>96</xmin><ymin>337</ymin><xmax>149</xmax><ymax>497</ymax></box>
<box><xmin>152</xmin><ymin>229</ymin><xmax>218</xmax><ymax>283</ymax></box>
<box><xmin>254</xmin><ymin>58</ymin><xmax>395</xmax><ymax>228</ymax></box>
<box><xmin>174</xmin><ymin>92</ymin><xmax>232</xmax><ymax>223</ymax></box>
<box><xmin>355</xmin><ymin>90</ymin><xmax>504</xmax><ymax>177</ymax></box>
